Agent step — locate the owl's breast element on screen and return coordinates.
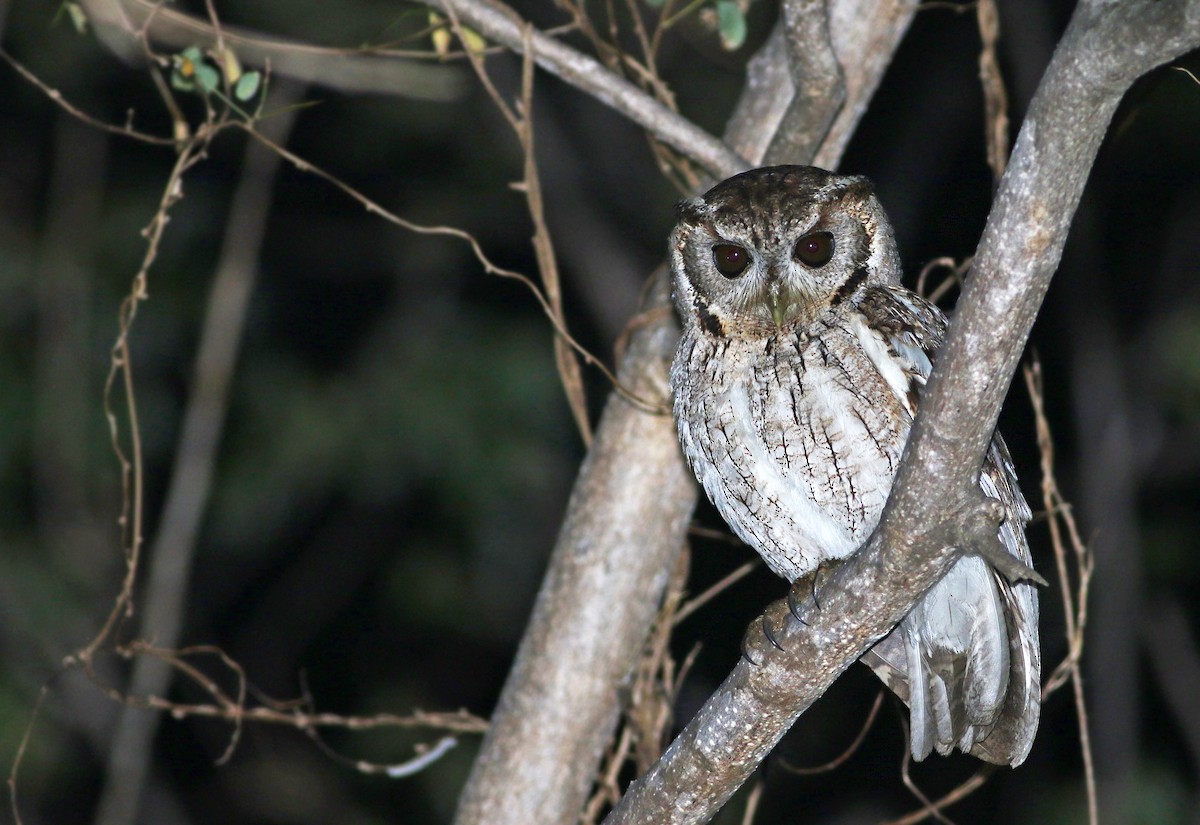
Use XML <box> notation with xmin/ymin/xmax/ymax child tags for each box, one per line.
<box><xmin>671</xmin><ymin>324</ymin><xmax>910</xmax><ymax>581</ymax></box>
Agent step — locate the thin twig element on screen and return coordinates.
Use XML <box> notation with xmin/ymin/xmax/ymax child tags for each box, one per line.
<box><xmin>1023</xmin><ymin>359</ymin><xmax>1098</xmax><ymax>825</ymax></box>
<box><xmin>7</xmin><ymin>685</ymin><xmax>51</xmax><ymax>825</ymax></box>
<box><xmin>444</xmin><ymin>8</ymin><xmax>594</xmax><ymax>441</ymax></box>
<box><xmin>886</xmin><ymin>764</ymin><xmax>995</xmax><ymax>825</ymax></box>
<box><xmin>976</xmin><ymin>0</ymin><xmax>1009</xmax><ymax>183</ymax></box>
<box><xmin>673</xmin><ymin>561</ymin><xmax>759</xmax><ymax>625</ymax></box>
<box><xmin>238</xmin><ymin>123</ymin><xmax>665</xmax><ymax>415</ymax></box>
<box><xmin>93</xmin><ymin>81</ymin><xmax>307</xmax><ymax>825</ymax></box>
<box><xmin>83</xmin><ymin>134</ymin><xmax>215</xmax><ymax>671</ymax></box>
<box><xmin>739</xmin><ymin>779</ymin><xmax>765</xmax><ymax>825</ymax></box>
<box><xmin>776</xmin><ymin>691</ymin><xmax>885</xmax><ymax>776</ymax></box>
<box><xmin>0</xmin><ymin>49</ymin><xmax>175</xmax><ymax>145</ymax></box>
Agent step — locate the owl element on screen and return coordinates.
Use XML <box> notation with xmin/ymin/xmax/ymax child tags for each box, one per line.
<box><xmin>668</xmin><ymin>165</ymin><xmax>1040</xmax><ymax>766</ymax></box>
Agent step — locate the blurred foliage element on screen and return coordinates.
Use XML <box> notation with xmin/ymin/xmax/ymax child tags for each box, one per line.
<box><xmin>2</xmin><ymin>1</ymin><xmax>1200</xmax><ymax>824</ymax></box>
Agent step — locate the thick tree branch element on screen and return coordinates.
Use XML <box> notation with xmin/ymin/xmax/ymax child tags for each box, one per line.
<box><xmin>451</xmin><ymin>276</ymin><xmax>698</xmax><ymax>825</ymax></box>
<box><xmin>726</xmin><ymin>0</ymin><xmax>917</xmax><ymax>167</ymax></box>
<box><xmin>813</xmin><ymin>0</ymin><xmax>918</xmax><ymax>169</ymax></box>
<box><xmin>762</xmin><ymin>0</ymin><xmax>845</xmax><ymax>164</ymax></box>
<box><xmin>604</xmin><ymin>2</ymin><xmax>1200</xmax><ymax>822</ymax></box>
<box><xmin>452</xmin><ymin>3</ymin><xmax>918</xmax><ymax>824</ymax></box>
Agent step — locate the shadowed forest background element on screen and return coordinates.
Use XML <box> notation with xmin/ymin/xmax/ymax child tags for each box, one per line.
<box><xmin>2</xmin><ymin>0</ymin><xmax>1200</xmax><ymax>823</ymax></box>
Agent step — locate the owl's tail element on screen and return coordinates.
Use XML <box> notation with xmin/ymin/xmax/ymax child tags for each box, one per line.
<box><xmin>861</xmin><ymin>554</ymin><xmax>1041</xmax><ymax>766</ymax></box>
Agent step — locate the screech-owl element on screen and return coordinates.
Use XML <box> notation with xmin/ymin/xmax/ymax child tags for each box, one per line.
<box><xmin>668</xmin><ymin>165</ymin><xmax>1040</xmax><ymax>766</ymax></box>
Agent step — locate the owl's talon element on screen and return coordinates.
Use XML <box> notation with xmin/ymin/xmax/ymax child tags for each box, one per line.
<box><xmin>741</xmin><ymin>617</ymin><xmax>765</xmax><ymax>666</ymax></box>
<box><xmin>974</xmin><ymin>536</ymin><xmax>1047</xmax><ymax>586</ymax></box>
<box><xmin>787</xmin><ymin>561</ymin><xmax>836</xmax><ymax>621</ymax></box>
<box><xmin>762</xmin><ymin>602</ymin><xmax>789</xmax><ymax>651</ymax></box>
<box><xmin>962</xmin><ymin>500</ymin><xmax>1047</xmax><ymax>586</ymax></box>
<box><xmin>741</xmin><ymin>599</ymin><xmax>792</xmax><ymax>663</ymax></box>
<box><xmin>786</xmin><ymin>580</ymin><xmax>810</xmax><ymax>624</ymax></box>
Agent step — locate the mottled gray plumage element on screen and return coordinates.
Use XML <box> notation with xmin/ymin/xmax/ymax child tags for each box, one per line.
<box><xmin>668</xmin><ymin>165</ymin><xmax>1040</xmax><ymax>765</ymax></box>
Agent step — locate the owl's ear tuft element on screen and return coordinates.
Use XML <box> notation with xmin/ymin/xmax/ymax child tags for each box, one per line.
<box><xmin>675</xmin><ymin>198</ymin><xmax>706</xmax><ymax>224</ymax></box>
<box><xmin>836</xmin><ymin>176</ymin><xmax>875</xmax><ymax>202</ymax></box>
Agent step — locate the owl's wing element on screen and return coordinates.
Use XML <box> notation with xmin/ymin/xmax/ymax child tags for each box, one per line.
<box><xmin>855</xmin><ymin>285</ymin><xmax>1041</xmax><ymax>766</ymax></box>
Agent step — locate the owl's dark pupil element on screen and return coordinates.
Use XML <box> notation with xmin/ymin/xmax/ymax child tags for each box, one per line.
<box><xmin>712</xmin><ymin>244</ymin><xmax>749</xmax><ymax>278</ymax></box>
<box><xmin>795</xmin><ymin>231</ymin><xmax>835</xmax><ymax>267</ymax></box>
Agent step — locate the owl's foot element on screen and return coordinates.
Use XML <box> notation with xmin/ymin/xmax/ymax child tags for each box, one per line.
<box><xmin>962</xmin><ymin>500</ymin><xmax>1048</xmax><ymax>587</ymax></box>
<box><xmin>741</xmin><ymin>599</ymin><xmax>793</xmax><ymax>666</ymax></box>
<box><xmin>786</xmin><ymin>560</ymin><xmax>839</xmax><ymax>620</ymax></box>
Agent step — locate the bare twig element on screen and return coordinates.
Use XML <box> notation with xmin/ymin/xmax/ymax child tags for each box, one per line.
<box><xmin>898</xmin><ymin>744</ymin><xmax>956</xmax><ymax>825</ymax></box>
<box><xmin>1024</xmin><ymin>360</ymin><xmax>1097</xmax><ymax>824</ymax></box>
<box><xmin>739</xmin><ymin>780</ymin><xmax>765</xmax><ymax>825</ymax></box>
<box><xmin>886</xmin><ymin>764</ymin><xmax>995</xmax><ymax>825</ymax></box>
<box><xmin>450</xmin><ymin>15</ymin><xmax>593</xmax><ymax>442</ymax></box>
<box><xmin>0</xmin><ymin>49</ymin><xmax>175</xmax><ymax>145</ymax></box>
<box><xmin>84</xmin><ymin>133</ymin><xmax>215</xmax><ymax>673</ymax></box>
<box><xmin>777</xmin><ymin>691</ymin><xmax>885</xmax><ymax>775</ymax></box>
<box><xmin>976</xmin><ymin>0</ymin><xmax>1009</xmax><ymax>183</ymax></box>
<box><xmin>672</xmin><ymin>561</ymin><xmax>759</xmax><ymax>625</ymax></box>
<box><xmin>238</xmin><ymin>123</ymin><xmax>664</xmax><ymax>415</ymax></box>
<box><xmin>915</xmin><ymin>256</ymin><xmax>971</xmax><ymax>305</ymax></box>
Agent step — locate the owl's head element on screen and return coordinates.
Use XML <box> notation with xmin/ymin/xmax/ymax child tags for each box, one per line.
<box><xmin>670</xmin><ymin>165</ymin><xmax>901</xmax><ymax>337</ymax></box>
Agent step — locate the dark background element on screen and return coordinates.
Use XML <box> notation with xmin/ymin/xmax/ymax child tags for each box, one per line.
<box><xmin>2</xmin><ymin>1</ymin><xmax>1199</xmax><ymax>822</ymax></box>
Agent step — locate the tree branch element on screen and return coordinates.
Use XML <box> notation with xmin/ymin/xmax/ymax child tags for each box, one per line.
<box><xmin>762</xmin><ymin>0</ymin><xmax>845</xmax><ymax>165</ymax></box>
<box><xmin>80</xmin><ymin>0</ymin><xmax>464</xmax><ymax>100</ymax></box>
<box><xmin>451</xmin><ymin>275</ymin><xmax>698</xmax><ymax>825</ymax></box>
<box><xmin>420</xmin><ymin>0</ymin><xmax>748</xmax><ymax>178</ymax></box>
<box><xmin>604</xmin><ymin>1</ymin><xmax>1200</xmax><ymax>821</ymax></box>
<box><xmin>724</xmin><ymin>0</ymin><xmax>918</xmax><ymax>168</ymax></box>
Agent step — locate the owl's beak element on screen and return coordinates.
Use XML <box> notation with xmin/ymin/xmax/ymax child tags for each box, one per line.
<box><xmin>767</xmin><ymin>282</ymin><xmax>785</xmax><ymax>329</ymax></box>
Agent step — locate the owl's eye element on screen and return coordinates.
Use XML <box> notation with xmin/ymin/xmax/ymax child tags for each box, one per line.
<box><xmin>795</xmin><ymin>231</ymin><xmax>835</xmax><ymax>267</ymax></box>
<box><xmin>712</xmin><ymin>244</ymin><xmax>750</xmax><ymax>278</ymax></box>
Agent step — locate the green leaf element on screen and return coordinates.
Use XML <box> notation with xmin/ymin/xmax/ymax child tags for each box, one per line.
<box><xmin>194</xmin><ymin>62</ymin><xmax>221</xmax><ymax>94</ymax></box>
<box><xmin>715</xmin><ymin>0</ymin><xmax>746</xmax><ymax>51</ymax></box>
<box><xmin>235</xmin><ymin>71</ymin><xmax>262</xmax><ymax>102</ymax></box>
<box><xmin>644</xmin><ymin>0</ymin><xmax>669</xmax><ymax>9</ymax></box>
